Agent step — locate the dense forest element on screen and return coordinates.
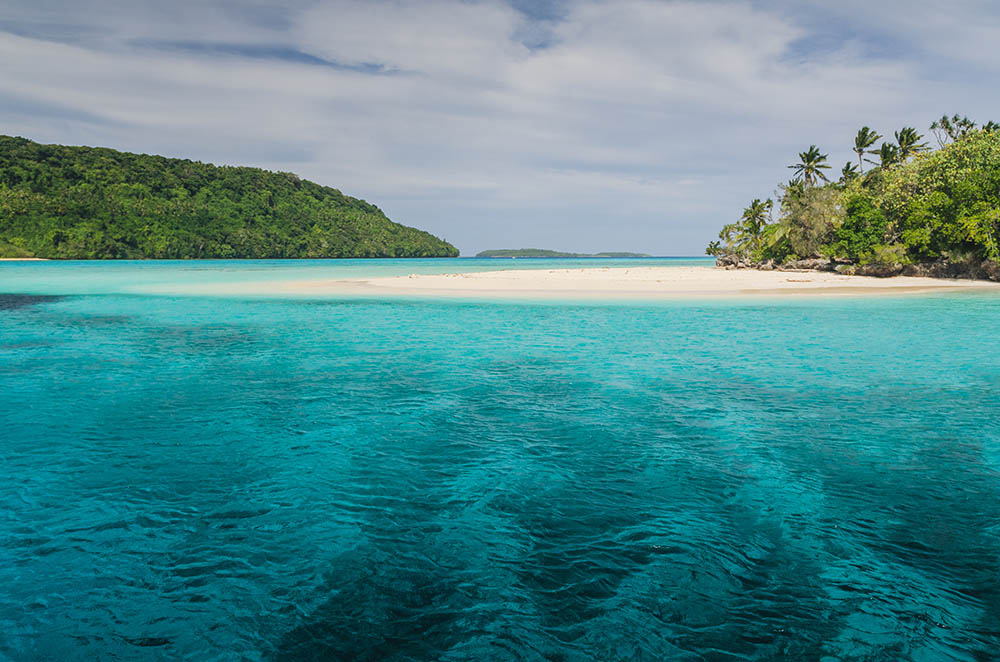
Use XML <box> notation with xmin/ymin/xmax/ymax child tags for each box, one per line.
<box><xmin>708</xmin><ymin>115</ymin><xmax>1000</xmax><ymax>278</ymax></box>
<box><xmin>0</xmin><ymin>136</ymin><xmax>458</xmax><ymax>259</ymax></box>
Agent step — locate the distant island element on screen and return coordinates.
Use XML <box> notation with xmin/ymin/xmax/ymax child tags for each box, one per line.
<box><xmin>477</xmin><ymin>248</ymin><xmax>651</xmax><ymax>258</ymax></box>
<box><xmin>0</xmin><ymin>136</ymin><xmax>458</xmax><ymax>259</ymax></box>
<box><xmin>708</xmin><ymin>114</ymin><xmax>1000</xmax><ymax>280</ymax></box>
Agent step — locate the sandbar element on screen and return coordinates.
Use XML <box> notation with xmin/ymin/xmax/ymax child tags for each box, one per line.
<box><xmin>243</xmin><ymin>266</ymin><xmax>1000</xmax><ymax>300</ymax></box>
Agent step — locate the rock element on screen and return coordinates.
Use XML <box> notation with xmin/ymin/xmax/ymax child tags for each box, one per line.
<box><xmin>854</xmin><ymin>263</ymin><xmax>904</xmax><ymax>278</ymax></box>
<box><xmin>758</xmin><ymin>260</ymin><xmax>774</xmax><ymax>271</ymax></box>
<box><xmin>981</xmin><ymin>260</ymin><xmax>1000</xmax><ymax>281</ymax></box>
<box><xmin>901</xmin><ymin>259</ymin><xmax>1000</xmax><ymax>280</ymax></box>
<box><xmin>900</xmin><ymin>264</ymin><xmax>930</xmax><ymax>278</ymax></box>
<box><xmin>781</xmin><ymin>258</ymin><xmax>835</xmax><ymax>271</ymax></box>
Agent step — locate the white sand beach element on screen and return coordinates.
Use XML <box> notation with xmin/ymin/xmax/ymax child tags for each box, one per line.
<box><xmin>259</xmin><ymin>266</ymin><xmax>1000</xmax><ymax>299</ymax></box>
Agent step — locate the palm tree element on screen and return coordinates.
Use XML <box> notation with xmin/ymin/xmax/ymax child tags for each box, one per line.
<box><xmin>841</xmin><ymin>162</ymin><xmax>859</xmax><ymax>183</ymax></box>
<box><xmin>763</xmin><ymin>221</ymin><xmax>790</xmax><ymax>253</ymax></box>
<box><xmin>719</xmin><ymin>223</ymin><xmax>740</xmax><ymax>249</ymax></box>
<box><xmin>866</xmin><ymin>142</ymin><xmax>900</xmax><ymax>169</ymax></box>
<box><xmin>739</xmin><ymin>198</ymin><xmax>773</xmax><ymax>253</ymax></box>
<box><xmin>705</xmin><ymin>240</ymin><xmax>722</xmax><ymax>256</ymax></box>
<box><xmin>782</xmin><ymin>178</ymin><xmax>806</xmax><ymax>201</ymax></box>
<box><xmin>983</xmin><ymin>121</ymin><xmax>999</xmax><ymax>133</ymax></box>
<box><xmin>788</xmin><ymin>146</ymin><xmax>831</xmax><ymax>186</ymax></box>
<box><xmin>895</xmin><ymin>127</ymin><xmax>928</xmax><ymax>160</ymax></box>
<box><xmin>854</xmin><ymin>127</ymin><xmax>881</xmax><ymax>174</ymax></box>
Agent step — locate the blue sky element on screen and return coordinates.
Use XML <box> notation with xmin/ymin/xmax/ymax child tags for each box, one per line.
<box><xmin>2</xmin><ymin>0</ymin><xmax>999</xmax><ymax>255</ymax></box>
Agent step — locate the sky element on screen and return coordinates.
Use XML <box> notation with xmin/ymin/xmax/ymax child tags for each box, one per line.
<box><xmin>2</xmin><ymin>1</ymin><xmax>1000</xmax><ymax>255</ymax></box>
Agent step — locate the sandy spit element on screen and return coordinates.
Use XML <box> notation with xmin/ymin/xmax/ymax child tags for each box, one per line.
<box><xmin>272</xmin><ymin>266</ymin><xmax>1000</xmax><ymax>300</ymax></box>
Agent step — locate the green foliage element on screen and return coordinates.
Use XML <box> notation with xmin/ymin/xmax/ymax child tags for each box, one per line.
<box><xmin>828</xmin><ymin>193</ymin><xmax>888</xmax><ymax>260</ymax></box>
<box><xmin>869</xmin><ymin>142</ymin><xmax>900</xmax><ymax>169</ymax></box>
<box><xmin>710</xmin><ymin>198</ymin><xmax>773</xmax><ymax>258</ymax></box>
<box><xmin>881</xmin><ymin>129</ymin><xmax>1000</xmax><ymax>260</ymax></box>
<box><xmin>0</xmin><ymin>237</ymin><xmax>33</xmax><ymax>258</ymax></box>
<box><xmin>778</xmin><ymin>186</ymin><xmax>843</xmax><ymax>257</ymax></box>
<box><xmin>0</xmin><ymin>136</ymin><xmax>458</xmax><ymax>259</ymax></box>
<box><xmin>960</xmin><ymin>204</ymin><xmax>1000</xmax><ymax>262</ymax></box>
<box><xmin>712</xmin><ymin>117</ymin><xmax>1000</xmax><ymax>271</ymax></box>
<box><xmin>860</xmin><ymin>243</ymin><xmax>907</xmax><ymax>266</ymax></box>
<box><xmin>759</xmin><ymin>222</ymin><xmax>793</xmax><ymax>262</ymax></box>
<box><xmin>840</xmin><ymin>162</ymin><xmax>860</xmax><ymax>183</ymax></box>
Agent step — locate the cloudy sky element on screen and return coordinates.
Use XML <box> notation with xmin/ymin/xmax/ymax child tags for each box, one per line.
<box><xmin>2</xmin><ymin>1</ymin><xmax>999</xmax><ymax>255</ymax></box>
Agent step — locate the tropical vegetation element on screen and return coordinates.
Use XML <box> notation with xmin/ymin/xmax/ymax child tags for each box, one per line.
<box><xmin>707</xmin><ymin>115</ymin><xmax>1000</xmax><ymax>274</ymax></box>
<box><xmin>0</xmin><ymin>136</ymin><xmax>458</xmax><ymax>259</ymax></box>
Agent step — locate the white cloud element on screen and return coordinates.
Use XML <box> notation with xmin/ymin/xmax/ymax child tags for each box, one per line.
<box><xmin>296</xmin><ymin>0</ymin><xmax>528</xmax><ymax>78</ymax></box>
<box><xmin>1</xmin><ymin>0</ymin><xmax>998</xmax><ymax>254</ymax></box>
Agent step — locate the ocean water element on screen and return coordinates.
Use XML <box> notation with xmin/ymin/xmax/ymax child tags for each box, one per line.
<box><xmin>0</xmin><ymin>257</ymin><xmax>713</xmax><ymax>297</ymax></box>
<box><xmin>2</xmin><ymin>260</ymin><xmax>1000</xmax><ymax>661</ymax></box>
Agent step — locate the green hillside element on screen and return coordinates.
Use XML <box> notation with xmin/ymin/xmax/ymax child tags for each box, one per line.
<box><xmin>0</xmin><ymin>136</ymin><xmax>458</xmax><ymax>259</ymax></box>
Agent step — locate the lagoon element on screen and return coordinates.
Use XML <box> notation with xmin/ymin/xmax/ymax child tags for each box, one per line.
<box><xmin>2</xmin><ymin>259</ymin><xmax>999</xmax><ymax>660</ymax></box>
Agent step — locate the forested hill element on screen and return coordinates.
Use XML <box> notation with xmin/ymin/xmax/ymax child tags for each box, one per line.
<box><xmin>0</xmin><ymin>136</ymin><xmax>458</xmax><ymax>259</ymax></box>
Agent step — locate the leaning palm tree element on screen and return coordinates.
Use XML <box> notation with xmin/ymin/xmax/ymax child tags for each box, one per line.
<box><xmin>718</xmin><ymin>223</ymin><xmax>740</xmax><ymax>251</ymax></box>
<box><xmin>854</xmin><ymin>127</ymin><xmax>881</xmax><ymax>174</ymax></box>
<box><xmin>866</xmin><ymin>142</ymin><xmax>900</xmax><ymax>169</ymax></box>
<box><xmin>841</xmin><ymin>162</ymin><xmax>859</xmax><ymax>183</ymax></box>
<box><xmin>762</xmin><ymin>221</ymin><xmax>791</xmax><ymax>253</ymax></box>
<box><xmin>788</xmin><ymin>146</ymin><xmax>831</xmax><ymax>186</ymax></box>
<box><xmin>895</xmin><ymin>127</ymin><xmax>928</xmax><ymax>160</ymax></box>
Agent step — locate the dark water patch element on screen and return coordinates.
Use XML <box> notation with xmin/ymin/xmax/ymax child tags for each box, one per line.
<box><xmin>271</xmin><ymin>555</ymin><xmax>477</xmax><ymax>661</ymax></box>
<box><xmin>72</xmin><ymin>314</ymin><xmax>134</xmax><ymax>328</ymax></box>
<box><xmin>141</xmin><ymin>322</ymin><xmax>261</xmax><ymax>355</ymax></box>
<box><xmin>0</xmin><ymin>340</ymin><xmax>57</xmax><ymax>351</ymax></box>
<box><xmin>123</xmin><ymin>635</ymin><xmax>171</xmax><ymax>647</ymax></box>
<box><xmin>0</xmin><ymin>293</ymin><xmax>64</xmax><ymax>310</ymax></box>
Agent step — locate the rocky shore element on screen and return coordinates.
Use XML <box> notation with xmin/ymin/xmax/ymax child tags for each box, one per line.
<box><xmin>715</xmin><ymin>255</ymin><xmax>1000</xmax><ymax>281</ymax></box>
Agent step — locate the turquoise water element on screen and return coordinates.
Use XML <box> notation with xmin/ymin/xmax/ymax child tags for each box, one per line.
<box><xmin>0</xmin><ymin>257</ymin><xmax>713</xmax><ymax>297</ymax></box>
<box><xmin>2</xmin><ymin>260</ymin><xmax>1000</xmax><ymax>661</ymax></box>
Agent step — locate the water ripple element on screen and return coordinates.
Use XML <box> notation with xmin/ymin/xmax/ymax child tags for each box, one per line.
<box><xmin>2</xmin><ymin>293</ymin><xmax>1000</xmax><ymax>659</ymax></box>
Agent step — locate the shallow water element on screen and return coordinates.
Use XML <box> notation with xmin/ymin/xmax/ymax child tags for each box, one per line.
<box><xmin>0</xmin><ymin>257</ymin><xmax>713</xmax><ymax>297</ymax></box>
<box><xmin>2</xmin><ymin>260</ymin><xmax>999</xmax><ymax>660</ymax></box>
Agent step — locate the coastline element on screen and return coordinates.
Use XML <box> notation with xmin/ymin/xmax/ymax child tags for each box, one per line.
<box><xmin>143</xmin><ymin>266</ymin><xmax>1000</xmax><ymax>299</ymax></box>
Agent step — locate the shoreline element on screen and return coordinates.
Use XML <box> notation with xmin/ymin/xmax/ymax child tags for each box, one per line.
<box><xmin>359</xmin><ymin>267</ymin><xmax>1000</xmax><ymax>299</ymax></box>
<box><xmin>137</xmin><ymin>266</ymin><xmax>1000</xmax><ymax>299</ymax></box>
